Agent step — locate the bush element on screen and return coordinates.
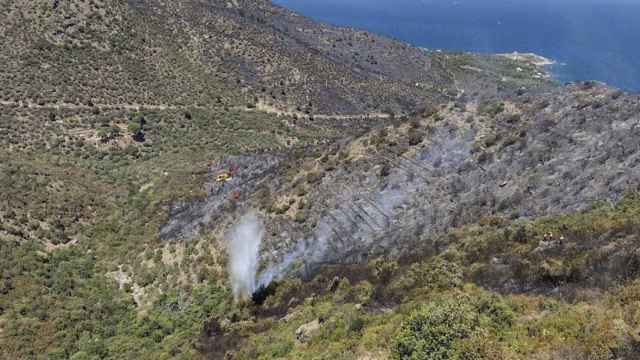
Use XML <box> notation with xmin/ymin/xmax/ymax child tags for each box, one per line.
<box><xmin>408</xmin><ymin>131</ymin><xmax>424</xmax><ymax>146</ymax></box>
<box><xmin>379</xmin><ymin>164</ymin><xmax>391</xmax><ymax>177</ymax></box>
<box><xmin>369</xmin><ymin>258</ymin><xmax>398</xmax><ymax>283</ymax></box>
<box><xmin>393</xmin><ymin>295</ymin><xmax>478</xmax><ymax>360</ymax></box>
<box><xmin>294</xmin><ymin>211</ymin><xmax>307</xmax><ymax>223</ymax></box>
<box><xmin>352</xmin><ymin>280</ymin><xmax>374</xmax><ymax>304</ymax></box>
<box><xmin>478</xmin><ymin>101</ymin><xmax>505</xmax><ymax>117</ymax></box>
<box><xmin>127</xmin><ymin>122</ymin><xmax>141</xmax><ymax>136</ymax></box>
<box><xmin>483</xmin><ymin>134</ymin><xmax>500</xmax><ymax>148</ymax></box>
<box><xmin>393</xmin><ymin>289</ymin><xmax>516</xmax><ymax>360</ymax></box>
<box><xmin>473</xmin><ymin>293</ymin><xmax>515</xmax><ymax>329</ymax></box>
<box><xmin>96</xmin><ymin>126</ymin><xmax>121</xmax><ymax>143</ymax></box>
<box><xmin>127</xmin><ymin>113</ymin><xmax>146</xmax><ymax>141</ymax></box>
<box><xmin>306</xmin><ymin>171</ymin><xmax>324</xmax><ymax>184</ymax></box>
<box><xmin>453</xmin><ymin>331</ymin><xmax>507</xmax><ymax>360</ymax></box>
<box><xmin>396</xmin><ymin>258</ymin><xmax>463</xmax><ymax>292</ymax></box>
<box><xmin>349</xmin><ymin>317</ymin><xmax>365</xmax><ymax>333</ymax></box>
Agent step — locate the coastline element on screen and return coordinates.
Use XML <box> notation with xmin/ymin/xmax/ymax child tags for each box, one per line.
<box><xmin>498</xmin><ymin>51</ymin><xmax>556</xmax><ymax>67</ymax></box>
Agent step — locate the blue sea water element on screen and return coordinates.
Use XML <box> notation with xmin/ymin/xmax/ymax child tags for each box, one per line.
<box><xmin>274</xmin><ymin>0</ymin><xmax>640</xmax><ymax>93</ymax></box>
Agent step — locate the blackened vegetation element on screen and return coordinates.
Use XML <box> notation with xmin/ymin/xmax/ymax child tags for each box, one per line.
<box><xmin>133</xmin><ymin>115</ymin><xmax>146</xmax><ymax>142</ymax></box>
<box><xmin>251</xmin><ymin>282</ymin><xmax>278</xmax><ymax>306</ymax></box>
<box><xmin>199</xmin><ymin>319</ymin><xmax>243</xmax><ymax>360</ymax></box>
<box><xmin>248</xmin><ymin>262</ymin><xmax>401</xmax><ymax>320</ymax></box>
<box><xmin>159</xmin><ymin>154</ymin><xmax>286</xmax><ymax>241</ymax></box>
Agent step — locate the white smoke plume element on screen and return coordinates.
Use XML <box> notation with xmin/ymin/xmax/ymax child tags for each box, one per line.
<box><xmin>228</xmin><ymin>212</ymin><xmax>264</xmax><ymax>301</ymax></box>
<box><xmin>255</xmin><ymin>129</ymin><xmax>470</xmax><ymax>290</ymax></box>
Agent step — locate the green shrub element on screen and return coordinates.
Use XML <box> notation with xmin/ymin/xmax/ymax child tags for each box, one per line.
<box><xmin>453</xmin><ymin>331</ymin><xmax>507</xmax><ymax>360</ymax></box>
<box><xmin>127</xmin><ymin>122</ymin><xmax>141</xmax><ymax>136</ymax></box>
<box><xmin>306</xmin><ymin>171</ymin><xmax>324</xmax><ymax>184</ymax></box>
<box><xmin>369</xmin><ymin>257</ymin><xmax>398</xmax><ymax>283</ymax></box>
<box><xmin>473</xmin><ymin>293</ymin><xmax>515</xmax><ymax>329</ymax></box>
<box><xmin>69</xmin><ymin>351</ymin><xmax>91</xmax><ymax>360</ymax></box>
<box><xmin>96</xmin><ymin>126</ymin><xmax>121</xmax><ymax>143</ymax></box>
<box><xmin>351</xmin><ymin>280</ymin><xmax>374</xmax><ymax>304</ymax></box>
<box><xmin>393</xmin><ymin>295</ymin><xmax>478</xmax><ymax>360</ymax></box>
<box><xmin>478</xmin><ymin>101</ymin><xmax>505</xmax><ymax>117</ymax></box>
<box><xmin>396</xmin><ymin>258</ymin><xmax>463</xmax><ymax>293</ymax></box>
<box><xmin>294</xmin><ymin>211</ymin><xmax>308</xmax><ymax>223</ymax></box>
<box><xmin>483</xmin><ymin>134</ymin><xmax>500</xmax><ymax>148</ymax></box>
<box><xmin>269</xmin><ymin>341</ymin><xmax>294</xmax><ymax>357</ymax></box>
<box><xmin>349</xmin><ymin>317</ymin><xmax>365</xmax><ymax>333</ymax></box>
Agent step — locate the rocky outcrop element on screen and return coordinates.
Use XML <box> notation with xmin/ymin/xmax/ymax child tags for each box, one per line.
<box><xmin>295</xmin><ymin>318</ymin><xmax>322</xmax><ymax>343</ymax></box>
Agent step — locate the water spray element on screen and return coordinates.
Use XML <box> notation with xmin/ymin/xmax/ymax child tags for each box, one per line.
<box><xmin>227</xmin><ymin>211</ymin><xmax>264</xmax><ymax>301</ymax></box>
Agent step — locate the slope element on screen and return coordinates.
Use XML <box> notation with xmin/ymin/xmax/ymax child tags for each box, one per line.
<box><xmin>2</xmin><ymin>0</ymin><xmax>637</xmax><ymax>359</ymax></box>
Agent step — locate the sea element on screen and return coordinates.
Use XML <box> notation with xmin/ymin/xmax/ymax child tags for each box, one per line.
<box><xmin>274</xmin><ymin>0</ymin><xmax>640</xmax><ymax>93</ymax></box>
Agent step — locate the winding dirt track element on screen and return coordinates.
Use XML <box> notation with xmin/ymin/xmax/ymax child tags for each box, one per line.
<box><xmin>0</xmin><ymin>100</ymin><xmax>185</xmax><ymax>110</ymax></box>
<box><xmin>0</xmin><ymin>100</ymin><xmax>394</xmax><ymax>121</ymax></box>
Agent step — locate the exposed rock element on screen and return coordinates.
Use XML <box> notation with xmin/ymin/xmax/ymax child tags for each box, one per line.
<box><xmin>295</xmin><ymin>318</ymin><xmax>322</xmax><ymax>343</ymax></box>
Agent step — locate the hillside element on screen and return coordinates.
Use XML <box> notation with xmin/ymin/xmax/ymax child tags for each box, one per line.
<box><xmin>1</xmin><ymin>0</ymin><xmax>549</xmax><ymax>114</ymax></box>
<box><xmin>1</xmin><ymin>1</ymin><xmax>640</xmax><ymax>360</ymax></box>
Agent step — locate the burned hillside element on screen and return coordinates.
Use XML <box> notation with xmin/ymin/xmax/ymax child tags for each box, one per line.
<box><xmin>161</xmin><ymin>82</ymin><xmax>640</xmax><ymax>287</ymax></box>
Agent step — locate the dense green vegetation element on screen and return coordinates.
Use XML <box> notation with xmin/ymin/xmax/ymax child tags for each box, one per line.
<box><xmin>0</xmin><ymin>239</ymin><xmax>232</xmax><ymax>359</ymax></box>
<box><xmin>0</xmin><ymin>102</ymin><xmax>322</xmax><ymax>358</ymax></box>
